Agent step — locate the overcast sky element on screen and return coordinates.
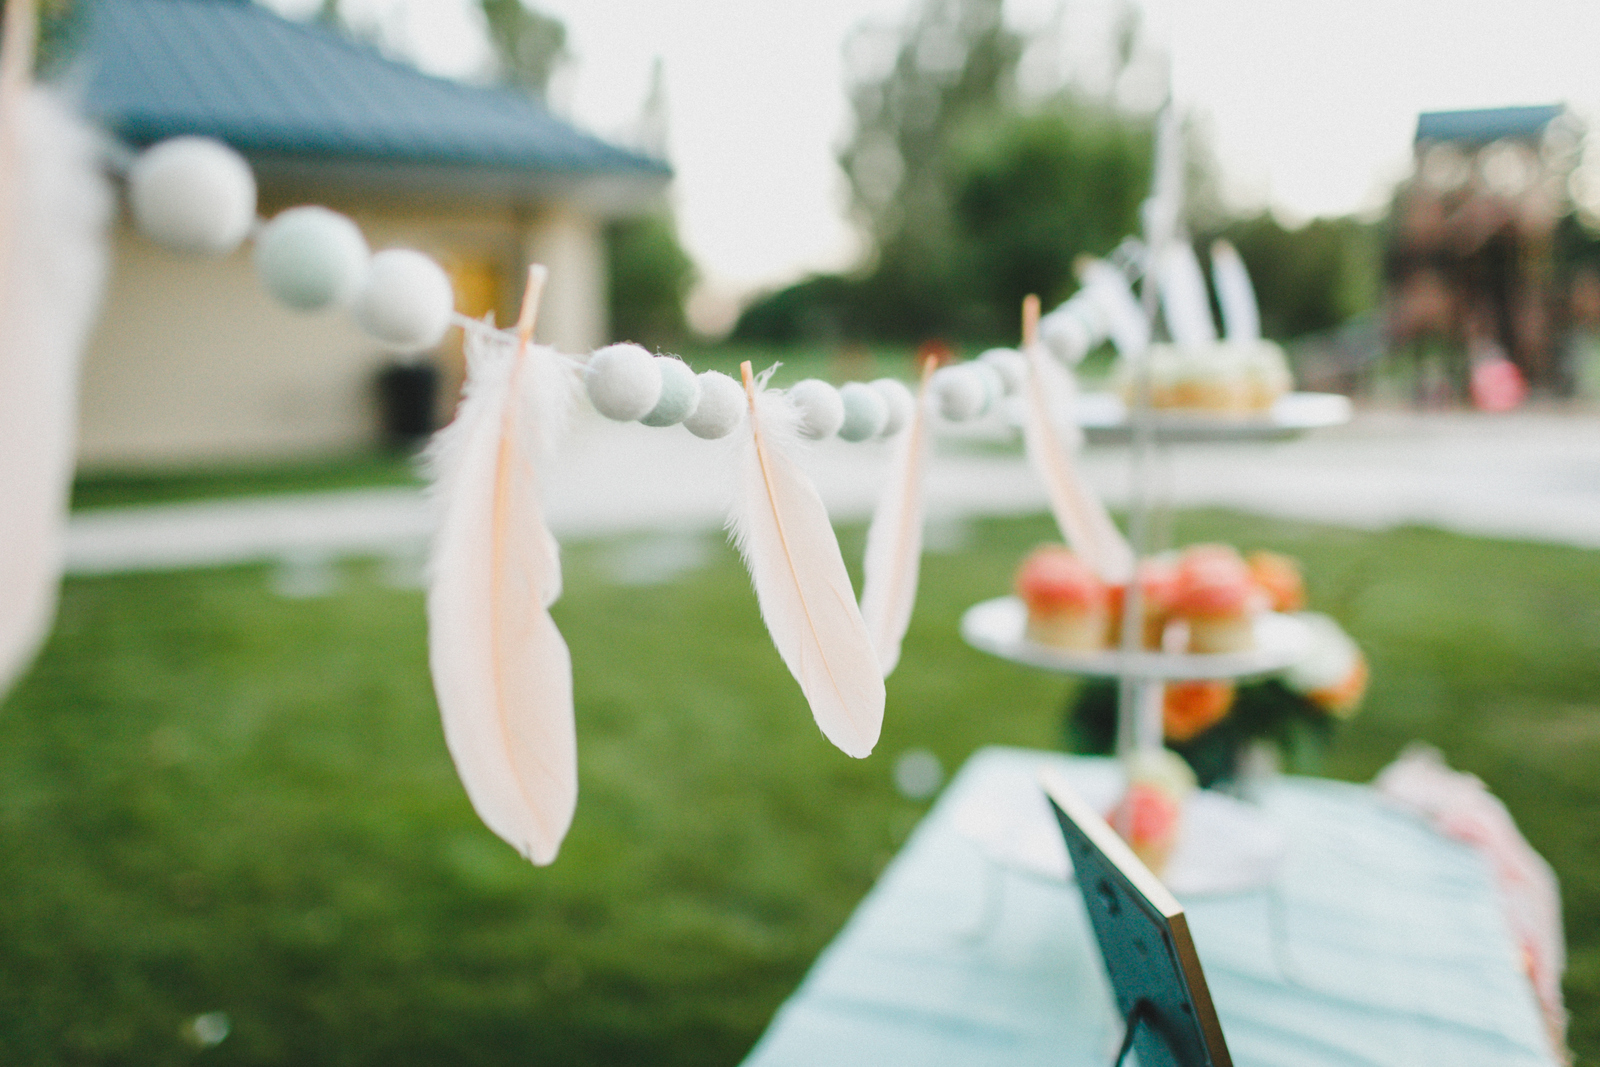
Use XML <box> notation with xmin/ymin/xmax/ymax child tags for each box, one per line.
<box><xmin>268</xmin><ymin>0</ymin><xmax>1600</xmax><ymax>332</ymax></box>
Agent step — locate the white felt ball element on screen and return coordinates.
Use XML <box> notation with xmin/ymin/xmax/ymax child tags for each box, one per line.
<box><xmin>128</xmin><ymin>137</ymin><xmax>257</xmax><ymax>255</ymax></box>
<box><xmin>837</xmin><ymin>381</ymin><xmax>889</xmax><ymax>442</ymax></box>
<box><xmin>972</xmin><ymin>361</ymin><xmax>1006</xmax><ymax>408</ymax></box>
<box><xmin>253</xmin><ymin>206</ymin><xmax>370</xmax><ymax>311</ymax></box>
<box><xmin>351</xmin><ymin>249</ymin><xmax>454</xmax><ymax>351</ymax></box>
<box><xmin>585</xmin><ymin>343</ymin><xmax>662</xmax><ymax>421</ymax></box>
<box><xmin>978</xmin><ymin>347</ymin><xmax>1027</xmax><ymax>395</ymax></box>
<box><xmin>933</xmin><ymin>364</ymin><xmax>990</xmax><ymax>422</ymax></box>
<box><xmin>682</xmin><ymin>370</ymin><xmax>745</xmax><ymax>439</ymax></box>
<box><xmin>870</xmin><ymin>378</ymin><xmax>915</xmax><ymax>437</ymax></box>
<box><xmin>639</xmin><ymin>356</ymin><xmax>700</xmax><ymax>427</ymax></box>
<box><xmin>789</xmin><ymin>379</ymin><xmax>845</xmax><ymax>439</ymax></box>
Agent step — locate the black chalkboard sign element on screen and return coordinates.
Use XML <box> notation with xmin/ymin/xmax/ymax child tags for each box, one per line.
<box><xmin>1038</xmin><ymin>767</ymin><xmax>1232</xmax><ymax>1067</ymax></box>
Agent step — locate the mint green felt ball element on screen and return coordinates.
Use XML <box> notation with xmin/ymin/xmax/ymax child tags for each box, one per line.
<box><xmin>640</xmin><ymin>357</ymin><xmax>700</xmax><ymax>427</ymax></box>
<box><xmin>870</xmin><ymin>378</ymin><xmax>915</xmax><ymax>436</ymax></box>
<box><xmin>837</xmin><ymin>381</ymin><xmax>889</xmax><ymax>442</ymax></box>
<box><xmin>254</xmin><ymin>206</ymin><xmax>370</xmax><ymax>312</ymax></box>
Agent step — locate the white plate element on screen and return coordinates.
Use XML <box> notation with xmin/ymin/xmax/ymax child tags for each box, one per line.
<box><xmin>960</xmin><ymin>597</ymin><xmax>1312</xmax><ymax>680</ymax></box>
<box><xmin>1073</xmin><ymin>391</ymin><xmax>1352</xmax><ymax>443</ymax></box>
<box><xmin>950</xmin><ymin>759</ymin><xmax>1285</xmax><ymax>897</ymax></box>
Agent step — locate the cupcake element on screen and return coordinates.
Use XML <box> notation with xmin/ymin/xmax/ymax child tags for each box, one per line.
<box><xmin>1015</xmin><ymin>545</ymin><xmax>1108</xmax><ymax>651</ymax></box>
<box><xmin>1106</xmin><ymin>555</ymin><xmax>1180</xmax><ymax>649</ymax></box>
<box><xmin>1247</xmin><ymin>550</ymin><xmax>1306</xmax><ymax>612</ymax></box>
<box><xmin>1173</xmin><ymin>544</ymin><xmax>1260</xmax><ymax>654</ymax></box>
<box><xmin>1108</xmin><ymin>748</ymin><xmax>1196</xmax><ymax>876</ymax></box>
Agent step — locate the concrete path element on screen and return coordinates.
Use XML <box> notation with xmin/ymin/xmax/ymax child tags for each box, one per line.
<box><xmin>63</xmin><ymin>405</ymin><xmax>1600</xmax><ymax>575</ymax></box>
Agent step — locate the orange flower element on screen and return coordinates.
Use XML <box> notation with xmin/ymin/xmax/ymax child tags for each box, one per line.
<box><xmin>1247</xmin><ymin>550</ymin><xmax>1306</xmax><ymax>612</ymax></box>
<box><xmin>1163</xmin><ymin>680</ymin><xmax>1235</xmax><ymax>742</ymax></box>
<box><xmin>1307</xmin><ymin>654</ymin><xmax>1368</xmax><ymax>718</ymax></box>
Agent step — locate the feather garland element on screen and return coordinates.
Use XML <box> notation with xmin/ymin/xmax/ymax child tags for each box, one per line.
<box><xmin>1020</xmin><ymin>296</ymin><xmax>1135</xmax><ymax>583</ymax></box>
<box><xmin>424</xmin><ymin>268</ymin><xmax>578</xmax><ymax>864</ymax></box>
<box><xmin>729</xmin><ymin>361</ymin><xmax>884</xmax><ymax>757</ymax></box>
<box><xmin>0</xmin><ymin>0</ymin><xmax>112</xmax><ymax>692</ymax></box>
<box><xmin>859</xmin><ymin>359</ymin><xmax>935</xmax><ymax>677</ymax></box>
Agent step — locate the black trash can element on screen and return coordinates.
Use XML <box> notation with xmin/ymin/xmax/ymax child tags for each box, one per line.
<box><xmin>375</xmin><ymin>360</ymin><xmax>439</xmax><ymax>449</ymax></box>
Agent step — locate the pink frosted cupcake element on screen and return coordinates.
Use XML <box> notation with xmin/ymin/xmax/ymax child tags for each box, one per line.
<box><xmin>1173</xmin><ymin>545</ymin><xmax>1260</xmax><ymax>654</ymax></box>
<box><xmin>1016</xmin><ymin>546</ymin><xmax>1108</xmax><ymax>651</ymax></box>
<box><xmin>1106</xmin><ymin>555</ymin><xmax>1180</xmax><ymax>649</ymax></box>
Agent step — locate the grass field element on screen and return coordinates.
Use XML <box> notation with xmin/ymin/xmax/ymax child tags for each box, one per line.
<box><xmin>3</xmin><ymin>508</ymin><xmax>1597</xmax><ymax>1063</ymax></box>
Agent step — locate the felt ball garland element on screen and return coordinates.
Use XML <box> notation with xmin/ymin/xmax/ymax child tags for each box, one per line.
<box><xmin>122</xmin><ymin>134</ymin><xmax>1047</xmax><ymax>444</ymax></box>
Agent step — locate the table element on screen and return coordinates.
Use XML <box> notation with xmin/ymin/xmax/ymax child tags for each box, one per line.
<box><xmin>742</xmin><ymin>747</ymin><xmax>1557</xmax><ymax>1067</ymax></box>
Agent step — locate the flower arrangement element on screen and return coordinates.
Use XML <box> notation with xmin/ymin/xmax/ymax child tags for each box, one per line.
<box><xmin>1057</xmin><ymin>548</ymin><xmax>1369</xmax><ymax>788</ymax></box>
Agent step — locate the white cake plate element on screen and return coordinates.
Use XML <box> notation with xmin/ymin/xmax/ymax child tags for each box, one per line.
<box><xmin>960</xmin><ymin>596</ymin><xmax>1312</xmax><ymax>680</ymax></box>
<box><xmin>950</xmin><ymin>756</ymin><xmax>1285</xmax><ymax>897</ymax></box>
<box><xmin>1074</xmin><ymin>390</ymin><xmax>1351</xmax><ymax>443</ymax></box>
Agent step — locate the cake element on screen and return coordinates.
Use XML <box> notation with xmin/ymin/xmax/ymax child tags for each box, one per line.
<box><xmin>1105</xmin><ymin>555</ymin><xmax>1180</xmax><ymax>650</ymax></box>
<box><xmin>1172</xmin><ymin>544</ymin><xmax>1261</xmax><ymax>654</ymax></box>
<box><xmin>1115</xmin><ymin>340</ymin><xmax>1292</xmax><ymax>415</ymax></box>
<box><xmin>1107</xmin><ymin>748</ymin><xmax>1197</xmax><ymax>875</ymax></box>
<box><xmin>1015</xmin><ymin>545</ymin><xmax>1108</xmax><ymax>651</ymax></box>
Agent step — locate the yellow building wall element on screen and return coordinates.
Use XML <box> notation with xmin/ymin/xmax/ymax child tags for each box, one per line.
<box><xmin>76</xmin><ymin>199</ymin><xmax>611</xmax><ymax>471</ymax></box>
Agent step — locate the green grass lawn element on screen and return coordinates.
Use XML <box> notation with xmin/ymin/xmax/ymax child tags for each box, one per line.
<box><xmin>3</xmin><ymin>510</ymin><xmax>1598</xmax><ymax>1064</ymax></box>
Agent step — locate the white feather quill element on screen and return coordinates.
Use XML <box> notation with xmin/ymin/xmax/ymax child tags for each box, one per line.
<box><xmin>0</xmin><ymin>0</ymin><xmax>112</xmax><ymax>693</ymax></box>
<box><xmin>425</xmin><ymin>267</ymin><xmax>578</xmax><ymax>864</ymax></box>
<box><xmin>1156</xmin><ymin>241</ymin><xmax>1217</xmax><ymax>348</ymax></box>
<box><xmin>729</xmin><ymin>361</ymin><xmax>885</xmax><ymax>757</ymax></box>
<box><xmin>1210</xmin><ymin>239</ymin><xmax>1261</xmax><ymax>343</ymax></box>
<box><xmin>1080</xmin><ymin>258</ymin><xmax>1149</xmax><ymax>358</ymax></box>
<box><xmin>859</xmin><ymin>359</ymin><xmax>934</xmax><ymax>677</ymax></box>
<box><xmin>1019</xmin><ymin>296</ymin><xmax>1135</xmax><ymax>583</ymax></box>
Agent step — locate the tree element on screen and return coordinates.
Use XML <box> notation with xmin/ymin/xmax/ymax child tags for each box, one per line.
<box><xmin>605</xmin><ymin>212</ymin><xmax>695</xmax><ymax>349</ymax></box>
<box><xmin>478</xmin><ymin>0</ymin><xmax>566</xmax><ymax>100</ymax></box>
<box><xmin>1203</xmin><ymin>213</ymin><xmax>1379</xmax><ymax>340</ymax></box>
<box><xmin>737</xmin><ymin>0</ymin><xmax>1164</xmax><ymax>344</ymax></box>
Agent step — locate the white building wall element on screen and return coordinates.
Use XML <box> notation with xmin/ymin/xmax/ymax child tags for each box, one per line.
<box><xmin>76</xmin><ymin>199</ymin><xmax>611</xmax><ymax>471</ymax></box>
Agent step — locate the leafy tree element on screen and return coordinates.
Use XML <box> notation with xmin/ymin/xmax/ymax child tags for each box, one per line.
<box><xmin>737</xmin><ymin>0</ymin><xmax>1161</xmax><ymax>344</ymax></box>
<box><xmin>605</xmin><ymin>212</ymin><xmax>695</xmax><ymax>348</ymax></box>
<box><xmin>478</xmin><ymin>0</ymin><xmax>566</xmax><ymax>100</ymax></box>
<box><xmin>1204</xmin><ymin>214</ymin><xmax>1380</xmax><ymax>340</ymax></box>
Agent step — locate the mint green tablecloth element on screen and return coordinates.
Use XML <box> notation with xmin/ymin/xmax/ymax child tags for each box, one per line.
<box><xmin>743</xmin><ymin>747</ymin><xmax>1555</xmax><ymax>1067</ymax></box>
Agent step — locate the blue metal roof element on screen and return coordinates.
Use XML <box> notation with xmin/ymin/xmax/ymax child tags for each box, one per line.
<box><xmin>1415</xmin><ymin>105</ymin><xmax>1564</xmax><ymax>146</ymax></box>
<box><xmin>78</xmin><ymin>0</ymin><xmax>669</xmax><ymax>179</ymax></box>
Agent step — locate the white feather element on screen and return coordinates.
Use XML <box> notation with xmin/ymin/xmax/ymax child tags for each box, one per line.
<box><xmin>1210</xmin><ymin>239</ymin><xmax>1261</xmax><ymax>343</ymax></box>
<box><xmin>1156</xmin><ymin>242</ymin><xmax>1217</xmax><ymax>348</ymax></box>
<box><xmin>425</xmin><ymin>327</ymin><xmax>577</xmax><ymax>864</ymax></box>
<box><xmin>728</xmin><ymin>367</ymin><xmax>885</xmax><ymax>757</ymax></box>
<box><xmin>1080</xmin><ymin>258</ymin><xmax>1150</xmax><ymax>358</ymax></box>
<box><xmin>859</xmin><ymin>366</ymin><xmax>932</xmax><ymax>677</ymax></box>
<box><xmin>1021</xmin><ymin>331</ymin><xmax>1135</xmax><ymax>583</ymax></box>
<box><xmin>0</xmin><ymin>78</ymin><xmax>112</xmax><ymax>692</ymax></box>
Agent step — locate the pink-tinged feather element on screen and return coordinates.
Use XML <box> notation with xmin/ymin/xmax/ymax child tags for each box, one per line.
<box><xmin>425</xmin><ymin>324</ymin><xmax>577</xmax><ymax>864</ymax></box>
<box><xmin>859</xmin><ymin>360</ymin><xmax>935</xmax><ymax>677</ymax></box>
<box><xmin>1020</xmin><ymin>297</ymin><xmax>1134</xmax><ymax>583</ymax></box>
<box><xmin>729</xmin><ymin>363</ymin><xmax>885</xmax><ymax>757</ymax></box>
<box><xmin>0</xmin><ymin>0</ymin><xmax>112</xmax><ymax>692</ymax></box>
